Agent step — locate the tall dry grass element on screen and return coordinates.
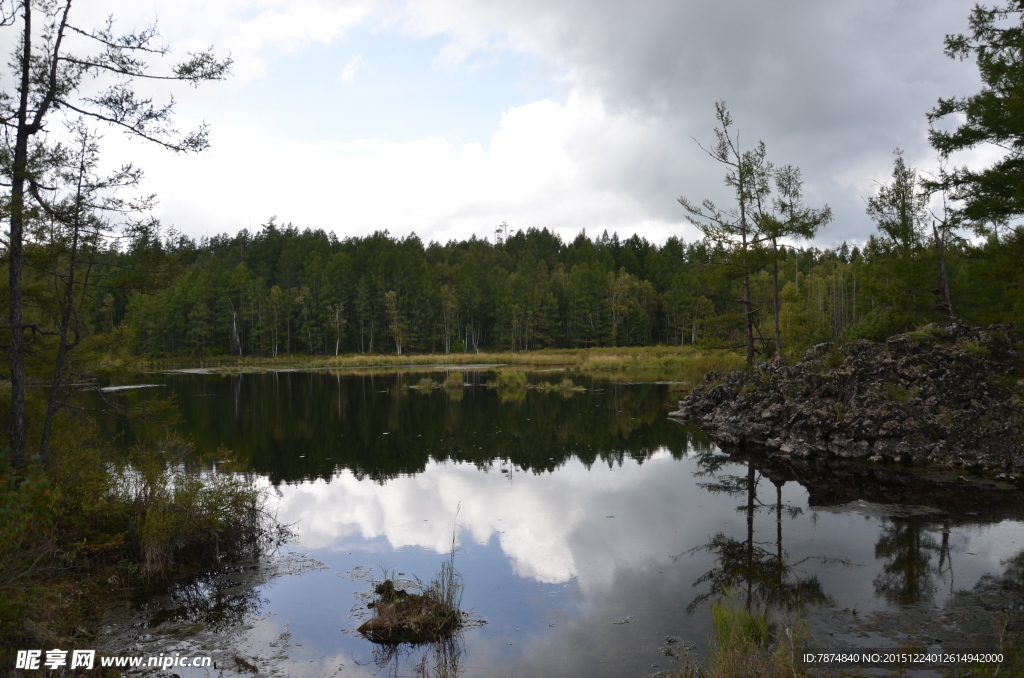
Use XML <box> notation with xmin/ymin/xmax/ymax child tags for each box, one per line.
<box><xmin>118</xmin><ymin>346</ymin><xmax>745</xmax><ymax>388</ymax></box>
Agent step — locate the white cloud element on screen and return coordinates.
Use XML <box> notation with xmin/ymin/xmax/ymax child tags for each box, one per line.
<box><xmin>339</xmin><ymin>55</ymin><xmax>368</xmax><ymax>84</ymax></box>
<box><xmin>271</xmin><ymin>451</ymin><xmax>722</xmax><ymax>589</ymax></box>
<box><xmin>2</xmin><ymin>0</ymin><xmax>996</xmax><ymax>246</ymax></box>
<box><xmin>139</xmin><ymin>89</ymin><xmax>704</xmax><ymax>244</ymax></box>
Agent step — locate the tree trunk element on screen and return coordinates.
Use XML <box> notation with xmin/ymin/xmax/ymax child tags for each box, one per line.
<box><xmin>742</xmin><ymin>273</ymin><xmax>755</xmax><ymax>366</ymax></box>
<box><xmin>8</xmin><ymin>3</ymin><xmax>34</xmax><ymax>472</ymax></box>
<box><xmin>41</xmin><ymin>139</ymin><xmax>90</xmax><ymax>463</ymax></box>
<box><xmin>771</xmin><ymin>245</ymin><xmax>782</xmax><ymax>358</ymax></box>
<box><xmin>932</xmin><ymin>219</ymin><xmax>955</xmax><ymax>321</ymax></box>
<box><xmin>745</xmin><ymin>461</ymin><xmax>755</xmax><ymax>611</ymax></box>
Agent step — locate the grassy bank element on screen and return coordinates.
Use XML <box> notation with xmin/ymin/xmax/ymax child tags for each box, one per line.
<box><xmin>0</xmin><ymin>395</ymin><xmax>285</xmax><ymax>672</ymax></box>
<box><xmin>103</xmin><ymin>345</ymin><xmax>745</xmax><ymax>386</ymax></box>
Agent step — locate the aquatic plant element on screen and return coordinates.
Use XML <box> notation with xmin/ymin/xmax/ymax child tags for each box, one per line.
<box><xmin>665</xmin><ymin>591</ymin><xmax>810</xmax><ymax>678</ymax></box>
<box><xmin>358</xmin><ymin>527</ymin><xmax>464</xmax><ymax>644</ymax></box>
<box><xmin>494</xmin><ymin>370</ymin><xmax>528</xmax><ymax>389</ymax></box>
<box><xmin>442</xmin><ymin>372</ymin><xmax>464</xmax><ymax>389</ymax></box>
<box><xmin>411</xmin><ymin>377</ymin><xmax>438</xmax><ymax>390</ymax></box>
<box><xmin>0</xmin><ymin>399</ymin><xmax>287</xmax><ymax>664</ymax></box>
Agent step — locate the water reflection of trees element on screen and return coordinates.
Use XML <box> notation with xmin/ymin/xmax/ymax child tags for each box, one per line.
<box><xmin>688</xmin><ymin>448</ymin><xmax>965</xmax><ymax>612</ymax></box>
<box><xmin>684</xmin><ymin>451</ymin><xmax>830</xmax><ymax>615</ymax></box>
<box><xmin>142</xmin><ymin>567</ymin><xmax>268</xmax><ymax>632</ymax></box>
<box><xmin>92</xmin><ymin>373</ymin><xmax>708</xmax><ymax>484</ymax></box>
<box><xmin>873</xmin><ymin>518</ymin><xmax>953</xmax><ymax>605</ymax></box>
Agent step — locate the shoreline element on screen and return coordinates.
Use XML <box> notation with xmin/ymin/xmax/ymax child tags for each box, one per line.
<box><xmin>670</xmin><ymin>322</ymin><xmax>1024</xmax><ymax>478</ymax></box>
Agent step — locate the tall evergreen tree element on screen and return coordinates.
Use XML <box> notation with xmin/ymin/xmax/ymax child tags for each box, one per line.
<box><xmin>928</xmin><ymin>1</ymin><xmax>1024</xmax><ymax>230</ymax></box>
<box><xmin>866</xmin><ymin>150</ymin><xmax>930</xmax><ymax>315</ymax></box>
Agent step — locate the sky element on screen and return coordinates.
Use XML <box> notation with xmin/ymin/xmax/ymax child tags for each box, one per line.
<box><xmin>18</xmin><ymin>0</ymin><xmax>998</xmax><ymax>249</ymax></box>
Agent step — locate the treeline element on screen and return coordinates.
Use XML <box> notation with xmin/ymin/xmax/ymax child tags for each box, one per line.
<box><xmin>84</xmin><ymin>216</ymin><xmax>1023</xmax><ymax>359</ymax></box>
<box><xmin>5</xmin><ymin>0</ymin><xmax>1024</xmax><ymax>376</ymax></box>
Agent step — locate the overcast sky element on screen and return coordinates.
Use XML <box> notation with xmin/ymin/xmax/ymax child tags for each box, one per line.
<box><xmin>33</xmin><ymin>0</ymin><xmax>993</xmax><ymax>248</ymax></box>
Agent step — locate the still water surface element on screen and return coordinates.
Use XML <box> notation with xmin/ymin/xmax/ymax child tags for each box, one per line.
<box><xmin>95</xmin><ymin>370</ymin><xmax>1024</xmax><ymax>676</ymax></box>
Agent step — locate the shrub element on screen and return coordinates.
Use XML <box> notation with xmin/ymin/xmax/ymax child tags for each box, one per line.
<box><xmin>823</xmin><ymin>346</ymin><xmax>845</xmax><ymax>369</ymax></box>
<box><xmin>957</xmin><ymin>339</ymin><xmax>992</xmax><ymax>357</ymax></box>
<box><xmin>443</xmin><ymin>372</ymin><xmax>465</xmax><ymax>389</ymax></box>
<box><xmin>495</xmin><ymin>371</ymin><xmax>528</xmax><ymax>389</ymax></box>
<box><xmin>411</xmin><ymin>377</ymin><xmax>437</xmax><ymax>390</ymax></box>
<box><xmin>882</xmin><ymin>383</ymin><xmax>919</xmax><ymax>404</ymax></box>
<box><xmin>109</xmin><ymin>439</ymin><xmax>286</xmax><ymax>580</ymax></box>
<box><xmin>844</xmin><ymin>306</ymin><xmax>912</xmax><ymax>342</ymax></box>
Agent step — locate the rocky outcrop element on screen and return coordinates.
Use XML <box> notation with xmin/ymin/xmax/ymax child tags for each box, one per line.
<box><xmin>670</xmin><ymin>322</ymin><xmax>1024</xmax><ymax>475</ymax></box>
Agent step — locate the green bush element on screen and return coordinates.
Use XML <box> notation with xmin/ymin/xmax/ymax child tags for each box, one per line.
<box><xmin>411</xmin><ymin>377</ymin><xmax>438</xmax><ymax>390</ymax></box>
<box><xmin>109</xmin><ymin>439</ymin><xmax>283</xmax><ymax>580</ymax></box>
<box><xmin>956</xmin><ymin>339</ymin><xmax>992</xmax><ymax>357</ymax></box>
<box><xmin>0</xmin><ymin>452</ymin><xmax>54</xmax><ymax>643</ymax></box>
<box><xmin>882</xmin><ymin>383</ymin><xmax>919</xmax><ymax>403</ymax></box>
<box><xmin>443</xmin><ymin>372</ymin><xmax>465</xmax><ymax>389</ymax></box>
<box><xmin>0</xmin><ymin>427</ymin><xmax>285</xmax><ymax>660</ymax></box>
<box><xmin>844</xmin><ymin>306</ymin><xmax>913</xmax><ymax>342</ymax></box>
<box><xmin>495</xmin><ymin>371</ymin><xmax>528</xmax><ymax>389</ymax></box>
<box><xmin>823</xmin><ymin>346</ymin><xmax>845</xmax><ymax>369</ymax></box>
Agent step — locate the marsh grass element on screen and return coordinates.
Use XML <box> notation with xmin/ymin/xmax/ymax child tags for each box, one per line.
<box><xmin>533</xmin><ymin>377</ymin><xmax>585</xmax><ymax>393</ymax></box>
<box><xmin>122</xmin><ymin>346</ymin><xmax>744</xmax><ymax>384</ymax></box>
<box><xmin>358</xmin><ymin>523</ymin><xmax>464</xmax><ymax>645</ymax></box>
<box><xmin>0</xmin><ymin>392</ymin><xmax>286</xmax><ymax>663</ymax></box>
<box><xmin>490</xmin><ymin>370</ymin><xmax>528</xmax><ymax>390</ymax></box>
<box><xmin>107</xmin><ymin>438</ymin><xmax>288</xmax><ymax>580</ymax></box>
<box><xmin>411</xmin><ymin>377</ymin><xmax>438</xmax><ymax>390</ymax></box>
<box><xmin>422</xmin><ymin>534</ymin><xmax>464</xmax><ymax>631</ymax></box>
<box><xmin>442</xmin><ymin>372</ymin><xmax>465</xmax><ymax>389</ymax></box>
<box><xmin>666</xmin><ymin>593</ymin><xmax>812</xmax><ymax>678</ymax></box>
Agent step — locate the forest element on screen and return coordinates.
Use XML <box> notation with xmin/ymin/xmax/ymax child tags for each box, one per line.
<box><xmin>2</xmin><ymin>0</ymin><xmax>1023</xmax><ymax>434</ymax></box>
<box><xmin>1</xmin><ymin>1</ymin><xmax>1023</xmax><ymax>669</ymax></box>
<box><xmin>27</xmin><ymin>201</ymin><xmax>1024</xmax><ymax>362</ymax></box>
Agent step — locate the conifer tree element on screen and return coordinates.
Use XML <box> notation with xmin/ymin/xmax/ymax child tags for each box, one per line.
<box><xmin>928</xmin><ymin>1</ymin><xmax>1024</xmax><ymax>231</ymax></box>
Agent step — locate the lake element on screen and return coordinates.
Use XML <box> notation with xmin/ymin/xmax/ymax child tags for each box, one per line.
<box><xmin>93</xmin><ymin>369</ymin><xmax>1024</xmax><ymax>677</ymax></box>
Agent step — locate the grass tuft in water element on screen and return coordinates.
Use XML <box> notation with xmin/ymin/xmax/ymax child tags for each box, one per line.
<box><xmin>358</xmin><ymin>518</ymin><xmax>464</xmax><ymax>644</ymax></box>
<box><xmin>410</xmin><ymin>377</ymin><xmax>438</xmax><ymax>390</ymax></box>
<box><xmin>442</xmin><ymin>372</ymin><xmax>464</xmax><ymax>389</ymax></box>
<box><xmin>490</xmin><ymin>370</ymin><xmax>528</xmax><ymax>390</ymax></box>
<box><xmin>665</xmin><ymin>591</ymin><xmax>812</xmax><ymax>678</ymax></box>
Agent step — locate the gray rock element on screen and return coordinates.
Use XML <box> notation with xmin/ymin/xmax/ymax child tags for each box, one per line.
<box><xmin>669</xmin><ymin>322</ymin><xmax>1024</xmax><ymax>476</ymax></box>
